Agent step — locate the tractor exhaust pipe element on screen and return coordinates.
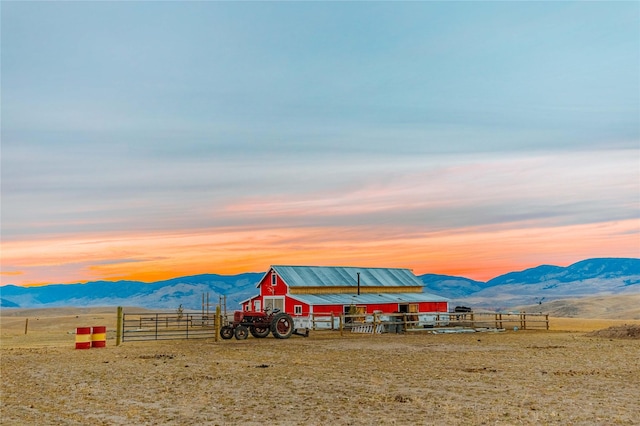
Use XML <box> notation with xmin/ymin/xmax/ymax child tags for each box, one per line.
<box><xmin>357</xmin><ymin>272</ymin><xmax>360</xmax><ymax>296</ymax></box>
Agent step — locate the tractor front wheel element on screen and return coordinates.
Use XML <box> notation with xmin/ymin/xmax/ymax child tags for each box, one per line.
<box><xmin>250</xmin><ymin>326</ymin><xmax>270</xmax><ymax>338</ymax></box>
<box><xmin>234</xmin><ymin>325</ymin><xmax>249</xmax><ymax>340</ymax></box>
<box><xmin>220</xmin><ymin>325</ymin><xmax>234</xmax><ymax>340</ymax></box>
<box><xmin>270</xmin><ymin>313</ymin><xmax>294</xmax><ymax>339</ymax></box>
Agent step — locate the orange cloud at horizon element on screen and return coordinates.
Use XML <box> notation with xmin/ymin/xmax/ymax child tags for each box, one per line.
<box><xmin>1</xmin><ymin>218</ymin><xmax>638</xmax><ymax>286</ymax></box>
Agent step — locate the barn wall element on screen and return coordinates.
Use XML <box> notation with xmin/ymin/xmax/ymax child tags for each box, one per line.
<box><xmin>240</xmin><ymin>269</ymin><xmax>290</xmax><ymax>311</ymax></box>
<box><xmin>303</xmin><ymin>302</ymin><xmax>448</xmax><ymax>316</ymax></box>
<box><xmin>244</xmin><ymin>267</ymin><xmax>449</xmax><ymax>316</ymax></box>
<box><xmin>259</xmin><ymin>268</ymin><xmax>288</xmax><ymax>297</ymax></box>
<box><xmin>243</xmin><ymin>299</ymin><xmax>448</xmax><ymax>316</ymax></box>
<box><xmin>418</xmin><ymin>301</ymin><xmax>449</xmax><ymax>312</ymax></box>
<box><xmin>362</xmin><ymin>303</ymin><xmax>396</xmax><ymax>313</ymax></box>
<box><xmin>285</xmin><ymin>297</ymin><xmax>311</xmax><ymax>316</ymax></box>
<box><xmin>310</xmin><ymin>304</ymin><xmax>345</xmax><ymax>315</ymax></box>
<box><xmin>241</xmin><ymin>296</ymin><xmax>258</xmax><ymax>311</ymax></box>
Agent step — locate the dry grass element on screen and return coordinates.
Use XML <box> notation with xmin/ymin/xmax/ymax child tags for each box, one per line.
<box><xmin>2</xmin><ymin>308</ymin><xmax>640</xmax><ymax>425</ymax></box>
<box><xmin>549</xmin><ymin>317</ymin><xmax>640</xmax><ymax>332</ymax></box>
<box><xmin>516</xmin><ymin>294</ymin><xmax>640</xmax><ymax>320</ymax></box>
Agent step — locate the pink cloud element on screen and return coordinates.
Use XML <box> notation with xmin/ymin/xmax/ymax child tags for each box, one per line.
<box><xmin>2</xmin><ymin>218</ymin><xmax>637</xmax><ymax>286</ymax></box>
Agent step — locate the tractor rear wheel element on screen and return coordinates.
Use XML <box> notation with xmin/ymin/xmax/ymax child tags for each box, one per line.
<box><xmin>220</xmin><ymin>325</ymin><xmax>234</xmax><ymax>340</ymax></box>
<box><xmin>250</xmin><ymin>325</ymin><xmax>270</xmax><ymax>338</ymax></box>
<box><xmin>270</xmin><ymin>313</ymin><xmax>294</xmax><ymax>339</ymax></box>
<box><xmin>234</xmin><ymin>325</ymin><xmax>249</xmax><ymax>340</ymax></box>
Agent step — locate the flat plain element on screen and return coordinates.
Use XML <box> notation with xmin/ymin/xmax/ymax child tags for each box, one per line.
<box><xmin>1</xmin><ymin>307</ymin><xmax>639</xmax><ymax>425</ymax></box>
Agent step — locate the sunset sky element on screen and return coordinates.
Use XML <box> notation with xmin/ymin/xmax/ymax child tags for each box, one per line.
<box><xmin>2</xmin><ymin>2</ymin><xmax>639</xmax><ymax>286</ymax></box>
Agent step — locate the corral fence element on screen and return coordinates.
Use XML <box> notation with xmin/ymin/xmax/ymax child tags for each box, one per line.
<box><xmin>115</xmin><ymin>307</ymin><xmax>549</xmax><ymax>344</ymax></box>
<box><xmin>447</xmin><ymin>311</ymin><xmax>549</xmax><ymax>331</ymax></box>
<box><xmin>117</xmin><ymin>307</ymin><xmax>221</xmax><ymax>344</ymax></box>
<box><xmin>301</xmin><ymin>311</ymin><xmax>549</xmax><ymax>335</ymax></box>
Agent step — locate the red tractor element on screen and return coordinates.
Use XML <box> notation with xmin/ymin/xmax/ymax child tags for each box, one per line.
<box><xmin>220</xmin><ymin>308</ymin><xmax>305</xmax><ymax>340</ymax></box>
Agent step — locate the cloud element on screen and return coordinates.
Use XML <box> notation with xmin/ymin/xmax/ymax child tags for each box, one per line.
<box><xmin>0</xmin><ymin>271</ymin><xmax>24</xmax><ymax>277</ymax></box>
<box><xmin>1</xmin><ymin>2</ymin><xmax>638</xmax><ymax>285</ymax></box>
<box><xmin>2</xmin><ymin>148</ymin><xmax>637</xmax><ymax>241</ymax></box>
<box><xmin>2</xmin><ymin>218</ymin><xmax>638</xmax><ymax>285</ymax></box>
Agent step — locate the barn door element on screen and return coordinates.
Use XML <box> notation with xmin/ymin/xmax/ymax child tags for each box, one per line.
<box><xmin>408</xmin><ymin>303</ymin><xmax>419</xmax><ymax>324</ymax></box>
<box><xmin>344</xmin><ymin>305</ymin><xmax>366</xmax><ymax>323</ymax></box>
<box><xmin>399</xmin><ymin>304</ymin><xmax>419</xmax><ymax>323</ymax></box>
<box><xmin>264</xmin><ymin>297</ymin><xmax>285</xmax><ymax>313</ymax></box>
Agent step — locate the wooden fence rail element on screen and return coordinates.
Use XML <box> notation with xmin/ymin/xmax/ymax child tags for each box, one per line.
<box><xmin>303</xmin><ymin>311</ymin><xmax>549</xmax><ymax>335</ymax></box>
<box><xmin>116</xmin><ymin>307</ymin><xmax>548</xmax><ymax>344</ymax></box>
<box><xmin>447</xmin><ymin>312</ymin><xmax>549</xmax><ymax>330</ymax></box>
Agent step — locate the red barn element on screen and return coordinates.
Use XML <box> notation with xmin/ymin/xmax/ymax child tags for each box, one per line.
<box><xmin>241</xmin><ymin>265</ymin><xmax>449</xmax><ymax>318</ymax></box>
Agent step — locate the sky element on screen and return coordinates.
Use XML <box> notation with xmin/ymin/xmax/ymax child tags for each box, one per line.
<box><xmin>1</xmin><ymin>1</ymin><xmax>639</xmax><ymax>286</ymax></box>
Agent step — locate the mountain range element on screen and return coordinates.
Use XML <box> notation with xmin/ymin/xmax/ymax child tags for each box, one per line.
<box><xmin>1</xmin><ymin>258</ymin><xmax>638</xmax><ymax>312</ymax></box>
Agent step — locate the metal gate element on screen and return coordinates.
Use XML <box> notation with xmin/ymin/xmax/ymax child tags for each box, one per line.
<box><xmin>121</xmin><ymin>312</ymin><xmax>218</xmax><ymax>342</ymax></box>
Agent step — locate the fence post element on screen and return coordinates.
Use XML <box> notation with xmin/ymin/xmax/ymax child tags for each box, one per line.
<box><xmin>339</xmin><ymin>315</ymin><xmax>343</xmax><ymax>337</ymax></box>
<box><xmin>372</xmin><ymin>312</ymin><xmax>378</xmax><ymax>337</ymax></box>
<box><xmin>215</xmin><ymin>305</ymin><xmax>221</xmax><ymax>342</ymax></box>
<box><xmin>330</xmin><ymin>312</ymin><xmax>334</xmax><ymax>331</ymax></box>
<box><xmin>116</xmin><ymin>306</ymin><xmax>123</xmax><ymax>346</ymax></box>
<box><xmin>545</xmin><ymin>314</ymin><xmax>549</xmax><ymax>330</ymax></box>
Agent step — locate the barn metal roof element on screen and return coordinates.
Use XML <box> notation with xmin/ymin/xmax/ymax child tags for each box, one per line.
<box><xmin>288</xmin><ymin>292</ymin><xmax>449</xmax><ymax>306</ymax></box>
<box><xmin>268</xmin><ymin>265</ymin><xmax>423</xmax><ymax>288</ymax></box>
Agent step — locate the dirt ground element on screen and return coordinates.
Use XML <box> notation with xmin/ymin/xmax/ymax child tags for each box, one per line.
<box><xmin>1</xmin><ymin>309</ymin><xmax>640</xmax><ymax>425</ymax></box>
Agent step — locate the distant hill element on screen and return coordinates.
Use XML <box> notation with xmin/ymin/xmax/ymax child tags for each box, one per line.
<box><xmin>434</xmin><ymin>258</ymin><xmax>640</xmax><ymax>311</ymax></box>
<box><xmin>0</xmin><ymin>298</ymin><xmax>20</xmax><ymax>308</ymax></box>
<box><xmin>485</xmin><ymin>258</ymin><xmax>640</xmax><ymax>286</ymax></box>
<box><xmin>1</xmin><ymin>258</ymin><xmax>638</xmax><ymax>312</ymax></box>
<box><xmin>0</xmin><ymin>273</ymin><xmax>263</xmax><ymax>310</ymax></box>
<box><xmin>513</xmin><ymin>294</ymin><xmax>640</xmax><ymax>320</ymax></box>
<box><xmin>419</xmin><ymin>274</ymin><xmax>487</xmax><ymax>298</ymax></box>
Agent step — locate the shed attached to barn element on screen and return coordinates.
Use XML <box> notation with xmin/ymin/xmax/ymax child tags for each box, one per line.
<box><xmin>241</xmin><ymin>265</ymin><xmax>449</xmax><ymax>317</ymax></box>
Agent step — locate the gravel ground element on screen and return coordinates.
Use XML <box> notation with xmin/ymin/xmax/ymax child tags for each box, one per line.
<box><xmin>2</xmin><ymin>329</ymin><xmax>639</xmax><ymax>425</ymax></box>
